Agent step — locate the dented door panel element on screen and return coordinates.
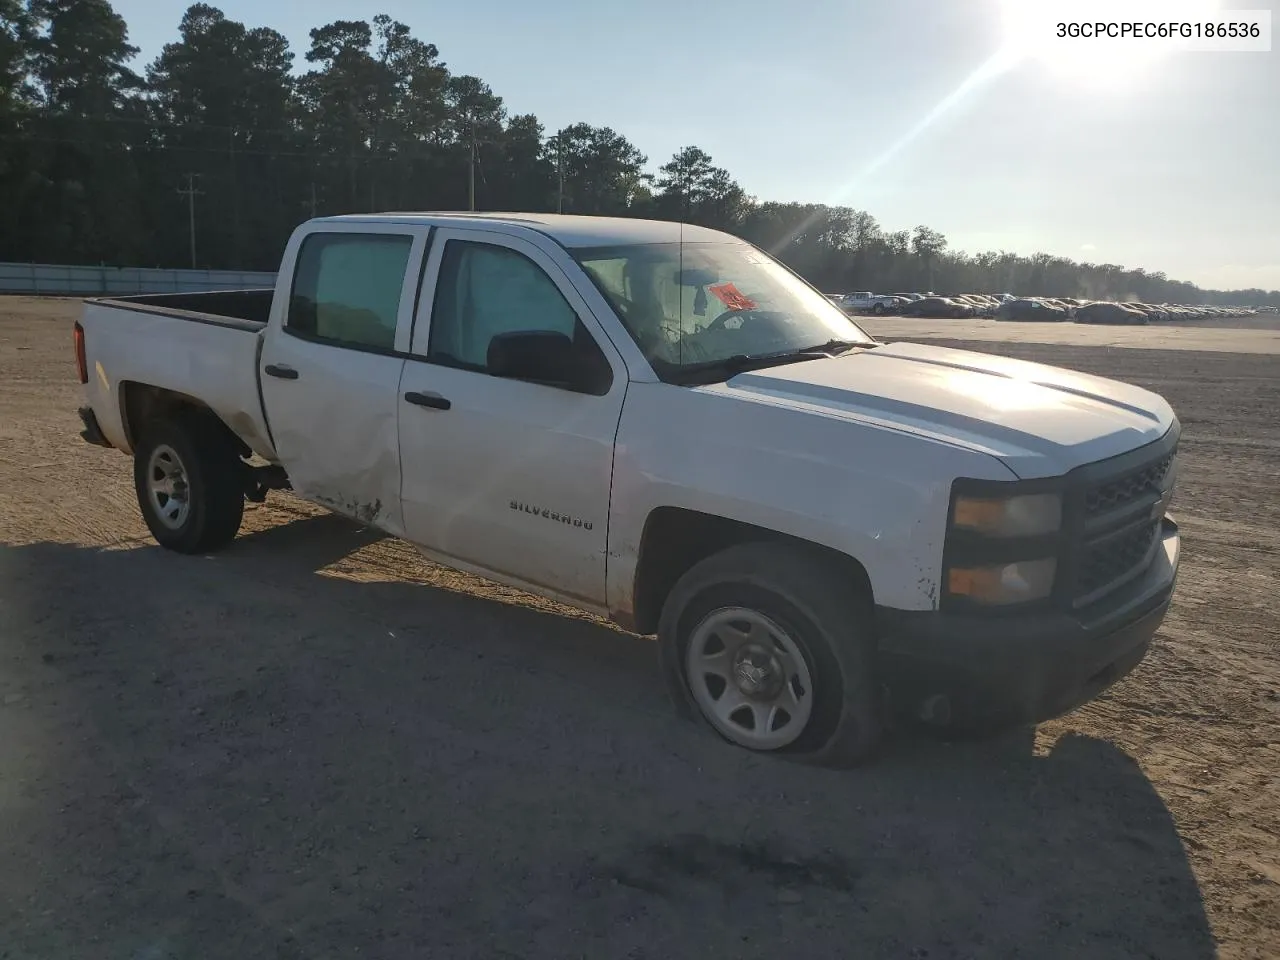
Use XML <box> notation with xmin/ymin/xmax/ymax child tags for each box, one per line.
<box><xmin>259</xmin><ymin>334</ymin><xmax>408</xmax><ymax>534</ymax></box>
<box><xmin>257</xmin><ymin>223</ymin><xmax>431</xmax><ymax>536</ymax></box>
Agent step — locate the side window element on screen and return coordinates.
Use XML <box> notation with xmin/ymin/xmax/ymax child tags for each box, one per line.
<box><xmin>580</xmin><ymin>257</ymin><xmax>630</xmax><ymax>304</ymax></box>
<box><xmin>287</xmin><ymin>232</ymin><xmax>414</xmax><ymax>351</ymax></box>
<box><xmin>428</xmin><ymin>240</ymin><xmax>580</xmax><ymax>368</ymax></box>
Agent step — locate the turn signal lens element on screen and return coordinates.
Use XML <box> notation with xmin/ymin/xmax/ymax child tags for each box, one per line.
<box><xmin>947</xmin><ymin>558</ymin><xmax>1057</xmax><ymax>605</ymax></box>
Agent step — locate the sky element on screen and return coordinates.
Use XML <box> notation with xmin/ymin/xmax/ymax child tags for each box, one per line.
<box><xmin>112</xmin><ymin>0</ymin><xmax>1280</xmax><ymax>291</ymax></box>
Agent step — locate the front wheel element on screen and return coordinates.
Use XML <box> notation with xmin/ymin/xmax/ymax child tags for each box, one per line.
<box><xmin>658</xmin><ymin>542</ymin><xmax>883</xmax><ymax>765</ymax></box>
<box><xmin>133</xmin><ymin>412</ymin><xmax>245</xmax><ymax>554</ymax></box>
<box><xmin>872</xmin><ymin>303</ymin><xmax>885</xmax><ymax>315</ymax></box>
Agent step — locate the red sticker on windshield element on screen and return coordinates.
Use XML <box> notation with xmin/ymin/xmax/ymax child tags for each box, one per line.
<box><xmin>708</xmin><ymin>282</ymin><xmax>756</xmax><ymax>311</ymax></box>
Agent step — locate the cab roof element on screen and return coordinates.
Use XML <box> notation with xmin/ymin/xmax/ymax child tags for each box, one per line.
<box><xmin>311</xmin><ymin>212</ymin><xmax>738</xmax><ymax>248</ymax></box>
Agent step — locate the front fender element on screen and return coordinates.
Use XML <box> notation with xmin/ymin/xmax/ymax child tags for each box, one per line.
<box><xmin>606</xmin><ymin>382</ymin><xmax>1013</xmax><ymax>617</ymax></box>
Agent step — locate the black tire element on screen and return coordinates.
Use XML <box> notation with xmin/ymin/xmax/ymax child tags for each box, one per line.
<box><xmin>133</xmin><ymin>411</ymin><xmax>245</xmax><ymax>554</ymax></box>
<box><xmin>658</xmin><ymin>542</ymin><xmax>883</xmax><ymax>766</ymax></box>
<box><xmin>872</xmin><ymin>303</ymin><xmax>885</xmax><ymax>315</ymax></box>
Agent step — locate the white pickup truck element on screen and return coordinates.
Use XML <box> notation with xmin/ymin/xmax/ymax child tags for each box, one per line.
<box><xmin>74</xmin><ymin>213</ymin><xmax>1181</xmax><ymax>764</ymax></box>
<box><xmin>839</xmin><ymin>291</ymin><xmax>903</xmax><ymax>315</ymax></box>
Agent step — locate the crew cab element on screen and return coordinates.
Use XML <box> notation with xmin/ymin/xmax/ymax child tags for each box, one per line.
<box><xmin>74</xmin><ymin>213</ymin><xmax>1181</xmax><ymax>764</ymax></box>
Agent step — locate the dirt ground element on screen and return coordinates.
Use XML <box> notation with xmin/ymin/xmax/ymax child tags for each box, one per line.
<box><xmin>1</xmin><ymin>295</ymin><xmax>1276</xmax><ymax>960</ymax></box>
<box><xmin>861</xmin><ymin>314</ymin><xmax>1280</xmax><ymax>355</ymax></box>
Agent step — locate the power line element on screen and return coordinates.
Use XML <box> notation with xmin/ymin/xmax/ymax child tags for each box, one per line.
<box><xmin>0</xmin><ymin>130</ymin><xmax>475</xmax><ymax>162</ymax></box>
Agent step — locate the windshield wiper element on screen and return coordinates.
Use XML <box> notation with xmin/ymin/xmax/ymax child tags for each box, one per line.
<box><xmin>665</xmin><ymin>341</ymin><xmax>872</xmax><ymax>385</ymax></box>
<box><xmin>662</xmin><ymin>351</ymin><xmax>816</xmax><ymax>384</ymax></box>
<box><xmin>792</xmin><ymin>338</ymin><xmax>871</xmax><ymax>357</ymax></box>
<box><xmin>665</xmin><ymin>335</ymin><xmax>875</xmax><ymax>386</ymax></box>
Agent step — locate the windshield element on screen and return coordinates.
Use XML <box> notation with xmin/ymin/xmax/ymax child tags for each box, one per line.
<box><xmin>572</xmin><ymin>241</ymin><xmax>875</xmax><ymax>383</ymax></box>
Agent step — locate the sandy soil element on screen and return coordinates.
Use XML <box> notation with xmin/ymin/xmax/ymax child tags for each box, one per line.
<box><xmin>1</xmin><ymin>295</ymin><xmax>1277</xmax><ymax>959</ymax></box>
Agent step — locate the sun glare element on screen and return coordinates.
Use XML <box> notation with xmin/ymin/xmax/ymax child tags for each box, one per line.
<box><xmin>825</xmin><ymin>0</ymin><xmax>1230</xmax><ymax>212</ymax></box>
<box><xmin>999</xmin><ymin>0</ymin><xmax>1223</xmax><ymax>90</ymax></box>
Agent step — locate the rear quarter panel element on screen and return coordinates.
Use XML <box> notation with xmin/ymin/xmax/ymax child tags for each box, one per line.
<box><xmin>79</xmin><ymin>301</ymin><xmax>275</xmax><ymax>458</ymax></box>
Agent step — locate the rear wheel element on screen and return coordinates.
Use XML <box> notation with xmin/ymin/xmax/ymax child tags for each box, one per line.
<box><xmin>658</xmin><ymin>542</ymin><xmax>883</xmax><ymax>766</ymax></box>
<box><xmin>872</xmin><ymin>303</ymin><xmax>885</xmax><ymax>315</ymax></box>
<box><xmin>133</xmin><ymin>412</ymin><xmax>245</xmax><ymax>554</ymax></box>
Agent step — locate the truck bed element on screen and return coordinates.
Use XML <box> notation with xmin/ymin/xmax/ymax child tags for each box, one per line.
<box><xmin>78</xmin><ymin>290</ymin><xmax>277</xmax><ymax>460</ymax></box>
<box><xmin>88</xmin><ymin>288</ymin><xmax>274</xmax><ymax>330</ymax></box>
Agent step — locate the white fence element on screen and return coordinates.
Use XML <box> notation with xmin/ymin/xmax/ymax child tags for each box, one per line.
<box><xmin>0</xmin><ymin>261</ymin><xmax>277</xmax><ymax>296</ymax></box>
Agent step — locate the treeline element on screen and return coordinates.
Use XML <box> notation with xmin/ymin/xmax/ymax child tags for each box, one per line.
<box><xmin>0</xmin><ymin>1</ymin><xmax>1272</xmax><ymax>306</ymax></box>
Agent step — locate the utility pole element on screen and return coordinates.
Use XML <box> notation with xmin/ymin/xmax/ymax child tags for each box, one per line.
<box><xmin>557</xmin><ymin>138</ymin><xmax>565</xmax><ymax>214</ymax></box>
<box><xmin>176</xmin><ymin>173</ymin><xmax>204</xmax><ymax>269</ymax></box>
<box><xmin>468</xmin><ymin>119</ymin><xmax>477</xmax><ymax>212</ymax></box>
<box><xmin>228</xmin><ymin>125</ymin><xmax>240</xmax><ymax>268</ymax></box>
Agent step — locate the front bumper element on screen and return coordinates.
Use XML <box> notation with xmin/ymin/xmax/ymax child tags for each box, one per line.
<box><xmin>877</xmin><ymin>518</ymin><xmax>1180</xmax><ymax>729</ymax></box>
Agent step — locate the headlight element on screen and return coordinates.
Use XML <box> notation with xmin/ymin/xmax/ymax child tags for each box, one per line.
<box><xmin>947</xmin><ymin>558</ymin><xmax>1057</xmax><ymax>605</ymax></box>
<box><xmin>952</xmin><ymin>492</ymin><xmax>1061</xmax><ymax>537</ymax></box>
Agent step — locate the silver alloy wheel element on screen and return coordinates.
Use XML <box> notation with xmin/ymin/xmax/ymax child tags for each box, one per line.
<box><xmin>146</xmin><ymin>443</ymin><xmax>191</xmax><ymax>530</ymax></box>
<box><xmin>685</xmin><ymin>607</ymin><xmax>816</xmax><ymax>750</ymax></box>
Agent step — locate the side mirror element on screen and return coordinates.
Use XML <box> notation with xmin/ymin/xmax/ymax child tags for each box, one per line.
<box><xmin>487</xmin><ymin>330</ymin><xmax>587</xmax><ymax>390</ymax></box>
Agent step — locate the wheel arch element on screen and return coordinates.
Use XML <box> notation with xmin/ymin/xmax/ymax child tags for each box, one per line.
<box><xmin>629</xmin><ymin>506</ymin><xmax>874</xmax><ymax>636</ymax></box>
<box><xmin>120</xmin><ymin>382</ymin><xmax>251</xmax><ymax>459</ymax></box>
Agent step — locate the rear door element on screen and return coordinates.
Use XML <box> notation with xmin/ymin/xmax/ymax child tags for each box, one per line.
<box><xmin>396</xmin><ymin>228</ymin><xmax>628</xmax><ymax>607</ymax></box>
<box><xmin>259</xmin><ymin>223</ymin><xmax>430</xmax><ymax>536</ymax></box>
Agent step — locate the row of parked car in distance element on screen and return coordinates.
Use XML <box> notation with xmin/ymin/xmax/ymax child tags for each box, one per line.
<box><xmin>826</xmin><ymin>291</ymin><xmax>1266</xmax><ymax>325</ymax></box>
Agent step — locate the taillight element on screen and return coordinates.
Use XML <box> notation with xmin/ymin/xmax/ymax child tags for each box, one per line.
<box><xmin>73</xmin><ymin>322</ymin><xmax>88</xmax><ymax>384</ymax></box>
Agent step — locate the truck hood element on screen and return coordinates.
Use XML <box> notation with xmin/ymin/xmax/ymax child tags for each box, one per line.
<box><xmin>716</xmin><ymin>341</ymin><xmax>1176</xmax><ymax>478</ymax></box>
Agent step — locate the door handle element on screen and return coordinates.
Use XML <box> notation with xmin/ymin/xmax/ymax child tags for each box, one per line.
<box><xmin>404</xmin><ymin>391</ymin><xmax>451</xmax><ymax>411</ymax></box>
<box><xmin>264</xmin><ymin>363</ymin><xmax>299</xmax><ymax>380</ymax></box>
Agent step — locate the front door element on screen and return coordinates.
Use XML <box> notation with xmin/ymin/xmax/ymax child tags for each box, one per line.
<box><xmin>259</xmin><ymin>225</ymin><xmax>430</xmax><ymax>535</ymax></box>
<box><xmin>397</xmin><ymin>228</ymin><xmax>627</xmax><ymax>607</ymax></box>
